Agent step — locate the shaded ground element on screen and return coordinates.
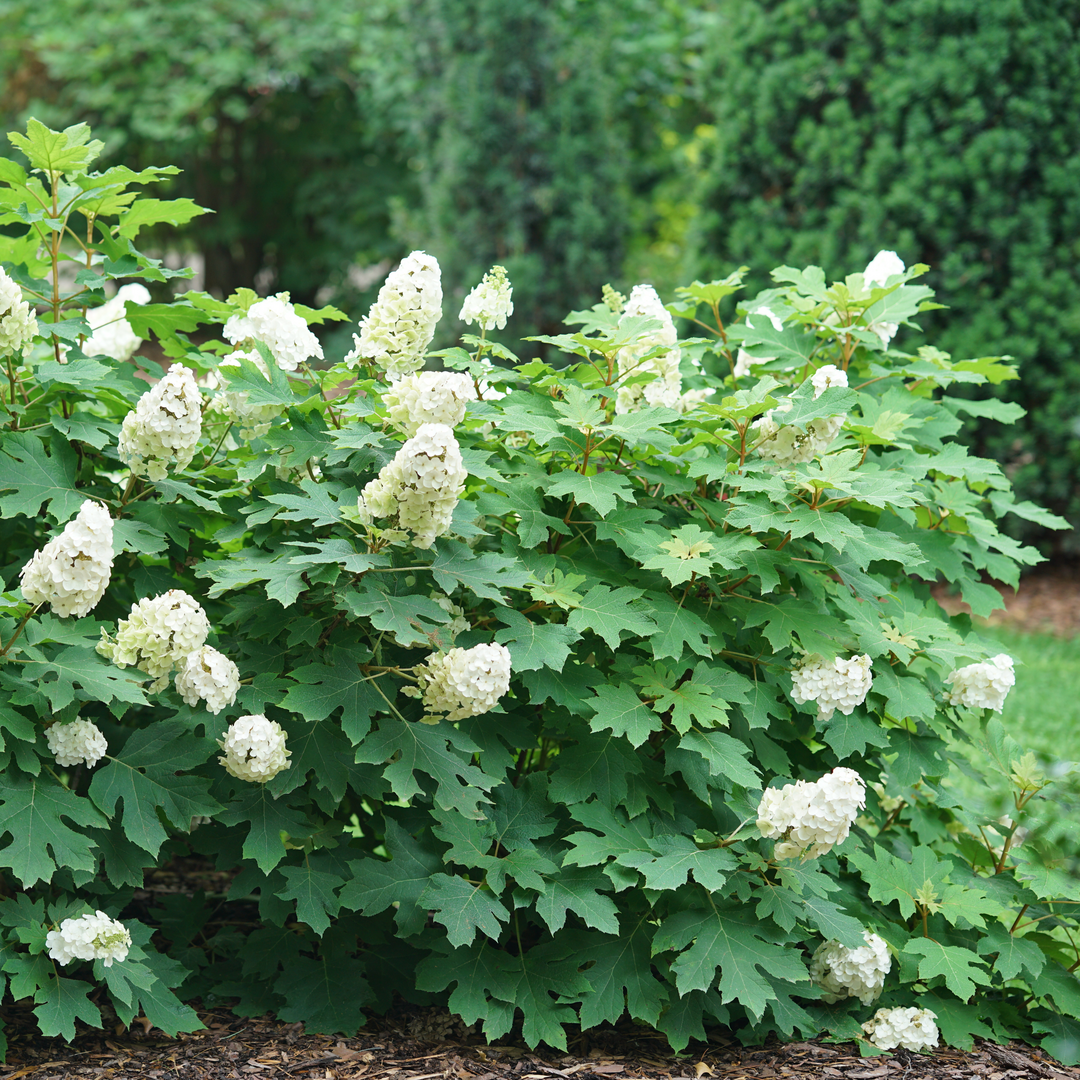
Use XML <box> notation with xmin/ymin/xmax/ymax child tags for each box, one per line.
<box><xmin>2</xmin><ymin>1005</ymin><xmax>1078</xmax><ymax>1080</ymax></box>
<box><xmin>933</xmin><ymin>562</ymin><xmax>1080</xmax><ymax>636</ymax></box>
<box><xmin>4</xmin><ymin>566</ymin><xmax>1078</xmax><ymax>1079</ymax></box>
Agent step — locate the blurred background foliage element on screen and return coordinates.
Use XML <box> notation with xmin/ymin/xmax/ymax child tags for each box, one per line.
<box><xmin>2</xmin><ymin>0</ymin><xmax>1079</xmax><ymax>548</ymax></box>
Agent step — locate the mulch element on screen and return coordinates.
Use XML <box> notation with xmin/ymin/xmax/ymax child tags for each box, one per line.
<box><xmin>2</xmin><ymin>1005</ymin><xmax>1078</xmax><ymax>1080</ymax></box>
<box><xmin>4</xmin><ymin>565</ymin><xmax>1079</xmax><ymax>1079</ymax></box>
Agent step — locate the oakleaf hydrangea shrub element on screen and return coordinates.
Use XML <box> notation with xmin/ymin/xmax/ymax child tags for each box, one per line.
<box><xmin>0</xmin><ymin>120</ymin><xmax>1078</xmax><ymax>1063</ymax></box>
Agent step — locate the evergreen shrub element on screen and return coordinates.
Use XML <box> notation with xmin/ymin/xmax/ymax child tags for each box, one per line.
<box><xmin>687</xmin><ymin>0</ymin><xmax>1080</xmax><ymax>544</ymax></box>
<box><xmin>0</xmin><ymin>120</ymin><xmax>1078</xmax><ymax>1062</ymax></box>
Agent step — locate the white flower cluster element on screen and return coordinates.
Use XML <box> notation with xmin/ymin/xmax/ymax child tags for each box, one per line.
<box><xmin>212</xmin><ymin>349</ymin><xmax>282</xmax><ymax>439</ymax></box>
<box><xmin>346</xmin><ymin>250</ymin><xmax>442</xmax><ymax>379</ymax></box>
<box><xmin>615</xmin><ymin>284</ymin><xmax>682</xmax><ymax>413</ymax></box>
<box><xmin>756</xmin><ymin>766</ymin><xmax>866</xmax><ymax>861</ymax></box>
<box><xmin>431</xmin><ymin>592</ymin><xmax>470</xmax><ymax>643</ymax></box>
<box><xmin>791</xmin><ymin>653</ymin><xmax>873</xmax><ymax>722</ymax></box>
<box><xmin>864</xmin><ymin>250</ymin><xmax>905</xmax><ymax>347</ymax></box>
<box><xmin>223</xmin><ymin>293</ymin><xmax>323</xmax><ymax>372</ymax></box>
<box><xmin>219</xmin><ymin>714</ymin><xmax>291</xmax><ymax>783</ymax></box>
<box><xmin>753</xmin><ymin>364</ymin><xmax>849</xmax><ymax>464</ymax></box>
<box><xmin>355</xmin><ymin>422</ymin><xmax>467</xmax><ymax>549</ymax></box>
<box><xmin>97</xmin><ymin>589</ymin><xmax>210</xmax><ymax>691</ymax></box>
<box><xmin>734</xmin><ymin>305</ymin><xmax>783</xmax><ymax>379</ymax></box>
<box><xmin>0</xmin><ymin>265</ymin><xmax>38</xmax><ymax>356</ymax></box>
<box><xmin>175</xmin><ymin>645</ymin><xmax>240</xmax><ymax>714</ymax></box>
<box><xmin>383</xmin><ymin>370</ymin><xmax>477</xmax><ymax>435</ymax></box>
<box><xmin>117</xmin><ymin>365</ymin><xmax>203</xmax><ymax>481</ymax></box>
<box><xmin>862</xmin><ymin>1006</ymin><xmax>939</xmax><ymax>1052</ymax></box>
<box><xmin>810</xmin><ymin>931</ymin><xmax>891</xmax><ymax>1005</ymax></box>
<box><xmin>46</xmin><ymin>718</ymin><xmax>108</xmax><ymax>768</ymax></box>
<box><xmin>944</xmin><ymin>654</ymin><xmax>1014</xmax><ymax>713</ymax></box>
<box><xmin>460</xmin><ymin>264</ymin><xmax>514</xmax><ymax>331</ymax></box>
<box><xmin>412</xmin><ymin>642</ymin><xmax>512</xmax><ymax>721</ymax></box>
<box><xmin>675</xmin><ymin>387</ymin><xmax>715</xmax><ymax>413</ymax></box>
<box><xmin>46</xmin><ymin>910</ymin><xmax>131</xmax><ymax>968</ymax></box>
<box><xmin>82</xmin><ymin>283</ymin><xmax>151</xmax><ymax>362</ymax></box>
<box><xmin>18</xmin><ymin>499</ymin><xmax>114</xmax><ymax>618</ymax></box>
<box><xmin>810</xmin><ymin>363</ymin><xmax>847</xmax><ymax>396</ymax></box>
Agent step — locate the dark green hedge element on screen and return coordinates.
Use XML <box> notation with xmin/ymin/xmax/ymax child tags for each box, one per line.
<box><xmin>689</xmin><ymin>0</ymin><xmax>1080</xmax><ymax>545</ymax></box>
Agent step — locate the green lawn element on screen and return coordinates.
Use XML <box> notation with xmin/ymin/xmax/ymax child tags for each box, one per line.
<box><xmin>981</xmin><ymin>627</ymin><xmax>1080</xmax><ymax>765</ymax></box>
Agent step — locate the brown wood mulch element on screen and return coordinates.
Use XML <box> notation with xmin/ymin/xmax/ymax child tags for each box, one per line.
<box><xmin>1</xmin><ymin>1005</ymin><xmax>1078</xmax><ymax>1080</ymax></box>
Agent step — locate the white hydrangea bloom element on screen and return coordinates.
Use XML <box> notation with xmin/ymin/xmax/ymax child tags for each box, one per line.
<box><xmin>734</xmin><ymin>305</ymin><xmax>784</xmax><ymax>379</ymax></box>
<box><xmin>756</xmin><ymin>766</ymin><xmax>866</xmax><ymax>861</ymax></box>
<box><xmin>753</xmin><ymin>401</ymin><xmax>844</xmax><ymax>465</ymax></box>
<box><xmin>810</xmin><ymin>931</ymin><xmax>891</xmax><ymax>1005</ymax></box>
<box><xmin>944</xmin><ymin>654</ymin><xmax>1014</xmax><ymax>713</ymax></box>
<box><xmin>345</xmin><ymin>250</ymin><xmax>442</xmax><ymax>379</ymax></box>
<box><xmin>219</xmin><ymin>714</ymin><xmax>291</xmax><ymax>783</ymax></box>
<box><xmin>753</xmin><ymin>367</ymin><xmax>849</xmax><ymax>465</ymax></box>
<box><xmin>223</xmin><ymin>292</ymin><xmax>322</xmax><ymax>372</ymax></box>
<box><xmin>791</xmin><ymin>653</ymin><xmax>873</xmax><ymax>722</ymax></box>
<box><xmin>431</xmin><ymin>593</ymin><xmax>470</xmax><ymax>643</ymax></box>
<box><xmin>0</xmin><ymin>266</ymin><xmax>38</xmax><ymax>356</ymax></box>
<box><xmin>97</xmin><ymin>589</ymin><xmax>211</xmax><ymax>692</ymax></box>
<box><xmin>862</xmin><ymin>1007</ymin><xmax>939</xmax><ymax>1053</ymax></box>
<box><xmin>82</xmin><ymin>283</ymin><xmax>151</xmax><ymax>362</ymax></box>
<box><xmin>864</xmin><ymin>250</ymin><xmax>906</xmax><ymax>287</ymax></box>
<box><xmin>863</xmin><ymin>250</ymin><xmax>905</xmax><ymax>347</ymax></box>
<box><xmin>117</xmin><ymin>365</ymin><xmax>203</xmax><ymax>481</ymax></box>
<box><xmin>459</xmin><ymin>264</ymin><xmax>514</xmax><ymax>331</ymax></box>
<box><xmin>46</xmin><ymin>910</ymin><xmax>131</xmax><ymax>968</ymax></box>
<box><xmin>615</xmin><ymin>284</ymin><xmax>682</xmax><ymax>414</ymax></box>
<box><xmin>355</xmin><ymin>422</ymin><xmax>467</xmax><ymax>549</ymax></box>
<box><xmin>175</xmin><ymin>645</ymin><xmax>240</xmax><ymax>714</ymax></box>
<box><xmin>416</xmin><ymin>642</ymin><xmax>512</xmax><ymax>721</ymax></box>
<box><xmin>810</xmin><ymin>364</ymin><xmax>848</xmax><ymax>397</ymax></box>
<box><xmin>676</xmin><ymin>387</ymin><xmax>716</xmax><ymax>413</ymax></box>
<box><xmin>18</xmin><ymin>499</ymin><xmax>114</xmax><ymax>618</ymax></box>
<box><xmin>211</xmin><ymin>348</ymin><xmax>282</xmax><ymax>439</ymax></box>
<box><xmin>383</xmin><ymin>370</ymin><xmax>477</xmax><ymax>435</ymax></box>
<box><xmin>46</xmin><ymin>718</ymin><xmax>108</xmax><ymax>768</ymax></box>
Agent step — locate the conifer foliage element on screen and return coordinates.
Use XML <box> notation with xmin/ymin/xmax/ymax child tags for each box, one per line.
<box><xmin>0</xmin><ymin>121</ymin><xmax>1077</xmax><ymax>1063</ymax></box>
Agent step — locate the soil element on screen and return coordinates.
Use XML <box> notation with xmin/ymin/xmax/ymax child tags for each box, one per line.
<box><xmin>932</xmin><ymin>562</ymin><xmax>1080</xmax><ymax>637</ymax></box>
<box><xmin>4</xmin><ymin>566</ymin><xmax>1078</xmax><ymax>1079</ymax></box>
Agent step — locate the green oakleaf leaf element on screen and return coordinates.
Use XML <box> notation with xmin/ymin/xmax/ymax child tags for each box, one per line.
<box><xmin>116</xmin><ymin>197</ymin><xmax>209</xmax><ymax>239</ymax></box>
<box><xmin>904</xmin><ymin>938</ymin><xmax>991</xmax><ymax>1000</ymax></box>
<box><xmin>9</xmin><ymin>119</ymin><xmax>103</xmax><ymax>173</ymax></box>
<box><xmin>586</xmin><ymin>683</ymin><xmax>660</xmax><ymax>748</ymax></box>
<box><xmin>354</xmin><ymin>719</ymin><xmax>495</xmax><ymax>819</ymax></box>
<box><xmin>215</xmin><ymin>788</ymin><xmax>309</xmax><ymax>874</ymax></box>
<box><xmin>0</xmin><ymin>774</ymin><xmax>106</xmax><ymax>886</ymax></box>
<box><xmin>566</xmin><ymin>585</ymin><xmax>657</xmax><ymax>649</ymax></box>
<box><xmin>653</xmin><ymin>901</ymin><xmax>810</xmax><ymax>1020</ymax></box>
<box><xmin>88</xmin><ymin>723</ymin><xmax>222</xmax><ymax>856</ymax></box>
<box><xmin>33</xmin><ymin>975</ymin><xmax>101</xmax><ymax>1040</ymax></box>
<box><xmin>419</xmin><ymin>874</ymin><xmax>510</xmax><ymax>947</ymax></box>
<box><xmin>544</xmin><ymin>470</ymin><xmax>635</xmax><ymax>518</ymax></box>
<box><xmin>535</xmin><ymin>867</ymin><xmax>620</xmax><ymax>935</ymax></box>
<box><xmin>274</xmin><ymin>932</ymin><xmax>372</xmax><ymax>1035</ymax></box>
<box><xmin>417</xmin><ymin>939</ymin><xmax>590</xmax><ymax>1050</ymax></box>
<box><xmin>494</xmin><ymin>608</ymin><xmax>580</xmax><ymax>672</ymax></box>
<box><xmin>0</xmin><ymin>432</ymin><xmax>81</xmax><ymax>522</ymax></box>
<box><xmin>567</xmin><ymin>923</ymin><xmax>668</xmax><ymax>1029</ymax></box>
<box><xmin>337</xmin><ymin>819</ymin><xmax>441</xmax><ymax>937</ymax></box>
<box><xmin>275</xmin><ymin>863</ymin><xmax>345</xmax><ymax>935</ymax></box>
<box><xmin>281</xmin><ymin>646</ymin><xmax>380</xmax><ymax>744</ymax></box>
